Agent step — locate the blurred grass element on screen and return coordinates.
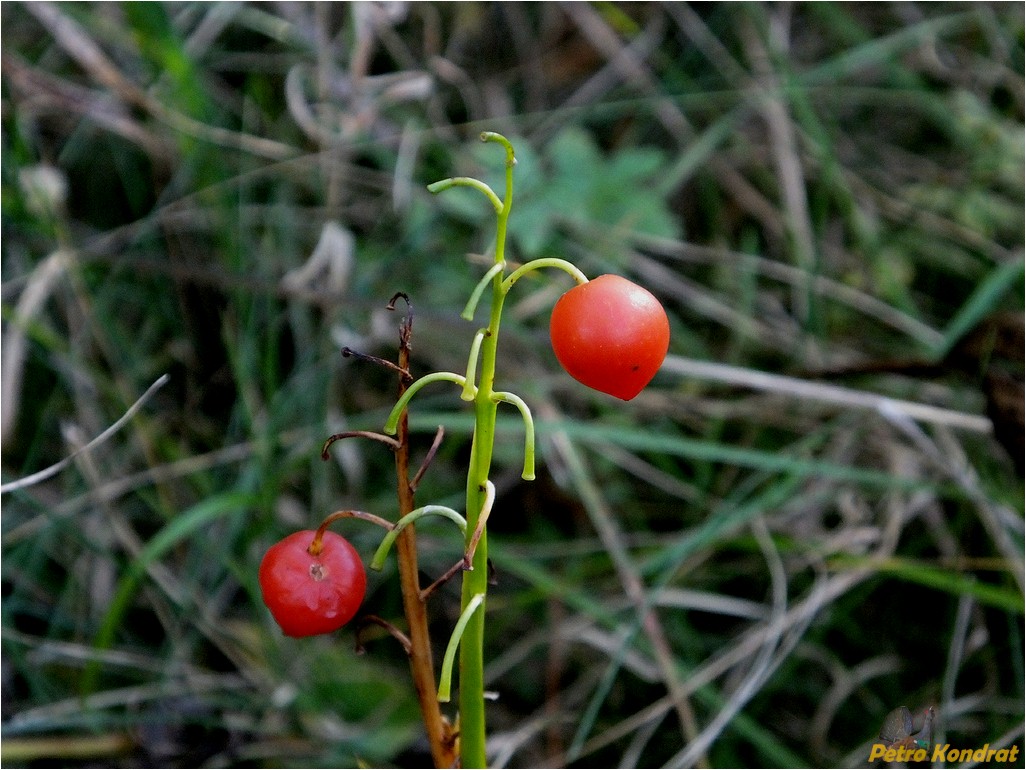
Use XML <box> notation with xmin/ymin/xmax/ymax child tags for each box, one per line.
<box><xmin>2</xmin><ymin>2</ymin><xmax>1023</xmax><ymax>768</ymax></box>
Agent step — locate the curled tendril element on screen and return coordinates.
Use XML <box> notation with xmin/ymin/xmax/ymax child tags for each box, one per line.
<box><xmin>370</xmin><ymin>505</ymin><xmax>468</xmax><ymax>571</ymax></box>
<box><xmin>490</xmin><ymin>392</ymin><xmax>535</xmax><ymax>480</ymax></box>
<box><xmin>427</xmin><ymin>176</ymin><xmax>502</xmax><ymax>214</ymax></box>
<box><xmin>462</xmin><ymin>331</ymin><xmax>486</xmax><ymax>401</ymax></box>
<box><xmin>437</xmin><ymin>593</ymin><xmax>485</xmax><ymax>703</ymax></box>
<box><xmin>479</xmin><ymin>131</ymin><xmax>516</xmax><ymax>168</ymax></box>
<box><xmin>501</xmin><ymin>258</ymin><xmax>588</xmax><ymax>295</ymax></box>
<box><xmin>384</xmin><ymin>371</ymin><xmax>468</xmax><ymax>435</ymax></box>
<box><xmin>462</xmin><ymin>262</ymin><xmax>506</xmax><ymax>321</ymax></box>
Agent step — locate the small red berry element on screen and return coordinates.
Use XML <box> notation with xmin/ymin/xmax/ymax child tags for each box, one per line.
<box><xmin>549</xmin><ymin>274</ymin><xmax>670</xmax><ymax>400</ymax></box>
<box><xmin>259</xmin><ymin>530</ymin><xmax>366</xmax><ymax>638</ymax></box>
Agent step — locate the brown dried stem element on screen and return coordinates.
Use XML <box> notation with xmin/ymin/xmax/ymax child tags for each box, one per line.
<box><xmin>341</xmin><ymin>346</ymin><xmax>411</xmax><ymax>380</ymax></box>
<box><xmin>354</xmin><ymin>615</ymin><xmax>413</xmax><ymax>656</ymax></box>
<box><xmin>321</xmin><ymin>431</ymin><xmax>400</xmax><ymax>459</ymax></box>
<box><xmin>419</xmin><ymin>558</ymin><xmax>468</xmax><ymax>603</ymax></box>
<box><xmin>342</xmin><ymin>293</ymin><xmax>455</xmax><ymax>768</ymax></box>
<box><xmin>411</xmin><ymin>425</ymin><xmax>446</xmax><ymax>492</ymax></box>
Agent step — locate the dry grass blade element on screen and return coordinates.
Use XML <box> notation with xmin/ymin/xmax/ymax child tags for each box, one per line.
<box><xmin>807</xmin><ymin>654</ymin><xmax>903</xmax><ymax>761</ymax></box>
<box><xmin>631</xmin><ymin>236</ymin><xmax>947</xmax><ymax>348</ymax></box>
<box><xmin>25</xmin><ymin>1</ymin><xmax>296</xmax><ymax>160</ymax></box>
<box><xmin>537</xmin><ymin>399</ymin><xmax>704</xmax><ymax>764</ymax></box>
<box><xmin>880</xmin><ymin>410</ymin><xmax>1024</xmax><ymax>593</ymax></box>
<box><xmin>0</xmin><ymin>53</ymin><xmax>169</xmax><ymax>158</ymax></box>
<box><xmin>742</xmin><ymin>12</ymin><xmax>818</xmax><ymax>327</ymax></box>
<box><xmin>0</xmin><ymin>374</ymin><xmax>170</xmax><ymax>494</ymax></box>
<box><xmin>664</xmin><ymin>516</ymin><xmax>790</xmax><ymax>768</ymax></box>
<box><xmin>660</xmin><ymin>355</ymin><xmax>994</xmax><ymax>433</ymax></box>
<box><xmin>1</xmin><ymin>250</ymin><xmax>68</xmax><ymax>445</ymax></box>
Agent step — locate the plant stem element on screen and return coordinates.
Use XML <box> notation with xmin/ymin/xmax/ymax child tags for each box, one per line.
<box><xmin>458</xmin><ymin>132</ymin><xmax>516</xmax><ymax>769</ymax></box>
<box><xmin>393</xmin><ymin>310</ymin><xmax>457</xmax><ymax>769</ymax></box>
<box><xmin>459</xmin><ymin>351</ymin><xmax>498</xmax><ymax>769</ymax></box>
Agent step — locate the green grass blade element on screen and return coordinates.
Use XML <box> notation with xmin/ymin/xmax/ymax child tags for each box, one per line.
<box><xmin>837</xmin><ymin>556</ymin><xmax>1024</xmax><ymax>614</ymax></box>
<box><xmin>930</xmin><ymin>260</ymin><xmax>1025</xmax><ymax>360</ymax></box>
<box><xmin>82</xmin><ymin>491</ymin><xmax>258</xmax><ymax>695</ymax></box>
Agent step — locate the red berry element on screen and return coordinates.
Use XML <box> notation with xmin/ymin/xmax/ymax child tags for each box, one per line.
<box><xmin>549</xmin><ymin>274</ymin><xmax>670</xmax><ymax>400</ymax></box>
<box><xmin>259</xmin><ymin>530</ymin><xmax>366</xmax><ymax>638</ymax></box>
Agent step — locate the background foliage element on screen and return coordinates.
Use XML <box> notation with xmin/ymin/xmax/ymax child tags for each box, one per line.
<box><xmin>2</xmin><ymin>2</ymin><xmax>1023</xmax><ymax>768</ymax></box>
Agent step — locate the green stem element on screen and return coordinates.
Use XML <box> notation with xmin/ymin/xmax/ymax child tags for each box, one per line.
<box><xmin>419</xmin><ymin>132</ymin><xmax>523</xmax><ymax>767</ymax></box>
<box><xmin>456</xmin><ymin>131</ymin><xmax>517</xmax><ymax>770</ymax></box>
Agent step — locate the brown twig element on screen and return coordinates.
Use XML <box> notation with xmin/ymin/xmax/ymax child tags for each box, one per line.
<box><xmin>410</xmin><ymin>425</ymin><xmax>446</xmax><ymax>492</ymax></box>
<box><xmin>321</xmin><ymin>431</ymin><xmax>401</xmax><ymax>459</ymax></box>
<box><xmin>341</xmin><ymin>346</ymin><xmax>412</xmax><ymax>380</ymax></box>
<box><xmin>388</xmin><ymin>296</ymin><xmax>457</xmax><ymax>770</ymax></box>
<box><xmin>419</xmin><ymin>558</ymin><xmax>468</xmax><ymax>603</ymax></box>
<box><xmin>419</xmin><ymin>557</ymin><xmax>498</xmax><ymax>603</ymax></box>
<box><xmin>354</xmin><ymin>615</ymin><xmax>412</xmax><ymax>656</ymax></box>
<box><xmin>342</xmin><ymin>293</ymin><xmax>455</xmax><ymax>768</ymax></box>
